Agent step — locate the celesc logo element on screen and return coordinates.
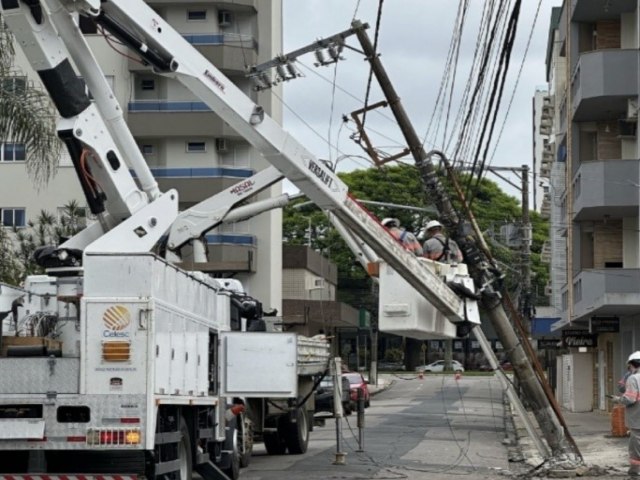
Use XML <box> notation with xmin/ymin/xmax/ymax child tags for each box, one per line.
<box><xmin>103</xmin><ymin>305</ymin><xmax>131</xmax><ymax>338</ymax></box>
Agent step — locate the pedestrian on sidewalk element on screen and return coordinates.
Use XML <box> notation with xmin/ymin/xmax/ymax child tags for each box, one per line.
<box><xmin>614</xmin><ymin>351</ymin><xmax>640</xmax><ymax>476</ymax></box>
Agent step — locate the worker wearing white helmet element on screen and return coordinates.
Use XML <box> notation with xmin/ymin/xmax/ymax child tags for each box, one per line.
<box><xmin>381</xmin><ymin>217</ymin><xmax>423</xmax><ymax>256</ymax></box>
<box><xmin>613</xmin><ymin>351</ymin><xmax>640</xmax><ymax>476</ymax></box>
<box><xmin>422</xmin><ymin>219</ymin><xmax>463</xmax><ymax>263</ymax></box>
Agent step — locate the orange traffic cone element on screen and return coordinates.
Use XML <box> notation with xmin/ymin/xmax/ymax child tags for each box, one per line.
<box><xmin>454</xmin><ymin>372</ymin><xmax>461</xmax><ymax>381</ymax></box>
<box><xmin>418</xmin><ymin>370</ymin><xmax>424</xmax><ymax>380</ymax></box>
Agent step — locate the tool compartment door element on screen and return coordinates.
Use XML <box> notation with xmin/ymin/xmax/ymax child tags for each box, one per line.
<box><xmin>219</xmin><ymin>332</ymin><xmax>298</xmax><ymax>397</ymax></box>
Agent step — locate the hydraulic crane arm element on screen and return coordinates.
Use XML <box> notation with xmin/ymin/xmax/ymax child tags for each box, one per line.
<box><xmin>2</xmin><ymin>0</ymin><xmax>471</xmax><ymax>326</ymax></box>
<box><xmin>0</xmin><ymin>0</ymin><xmax>177</xmax><ymax>257</ymax></box>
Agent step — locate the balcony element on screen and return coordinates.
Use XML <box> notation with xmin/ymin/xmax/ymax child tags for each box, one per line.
<box><xmin>572</xmin><ymin>160</ymin><xmax>639</xmax><ymax>221</ymax></box>
<box><xmin>127</xmin><ymin>101</ymin><xmax>241</xmax><ymax>138</ymax></box>
<box><xmin>129</xmin><ymin>33</ymin><xmax>256</xmax><ymax>73</ymax></box>
<box><xmin>145</xmin><ymin>167</ymin><xmax>254</xmax><ymax>204</ymax></box>
<box><xmin>571</xmin><ymin>0</ymin><xmax>636</xmax><ymax>22</ymax></box>
<box><xmin>571</xmin><ymin>50</ymin><xmax>638</xmax><ymax>121</ymax></box>
<box><xmin>180</xmin><ymin>234</ymin><xmax>256</xmax><ymax>274</ymax></box>
<box><xmin>572</xmin><ymin>269</ymin><xmax>640</xmax><ymax>322</ymax></box>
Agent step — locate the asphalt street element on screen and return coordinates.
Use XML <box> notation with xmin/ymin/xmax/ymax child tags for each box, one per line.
<box><xmin>241</xmin><ymin>374</ymin><xmax>515</xmax><ymax>479</ymax></box>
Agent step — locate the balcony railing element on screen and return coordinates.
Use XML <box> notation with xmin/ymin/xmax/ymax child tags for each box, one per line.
<box><xmin>128</xmin><ymin>101</ymin><xmax>211</xmax><ymax>112</ymax></box>
<box><xmin>182</xmin><ymin>33</ymin><xmax>257</xmax><ymax>50</ymax></box>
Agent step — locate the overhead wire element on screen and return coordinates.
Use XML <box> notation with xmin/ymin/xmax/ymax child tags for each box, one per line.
<box><xmin>488</xmin><ymin>0</ymin><xmax>543</xmax><ymax>164</ymax></box>
<box><xmin>467</xmin><ymin>0</ymin><xmax>523</xmax><ymax>209</ymax></box>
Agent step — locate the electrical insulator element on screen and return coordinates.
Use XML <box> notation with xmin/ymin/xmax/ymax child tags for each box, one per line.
<box><xmin>314</xmin><ymin>49</ymin><xmax>326</xmax><ymax>66</ymax></box>
<box><xmin>276</xmin><ymin>65</ymin><xmax>287</xmax><ymax>81</ymax></box>
<box><xmin>286</xmin><ymin>62</ymin><xmax>299</xmax><ymax>77</ymax></box>
<box><xmin>328</xmin><ymin>44</ymin><xmax>340</xmax><ymax>61</ymax></box>
<box><xmin>259</xmin><ymin>72</ymin><xmax>272</xmax><ymax>88</ymax></box>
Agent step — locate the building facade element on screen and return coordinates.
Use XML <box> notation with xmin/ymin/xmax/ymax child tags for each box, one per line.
<box><xmin>0</xmin><ymin>1</ymin><xmax>283</xmax><ymax>310</ymax></box>
<box><xmin>281</xmin><ymin>245</ymin><xmax>363</xmax><ymax>368</ymax></box>
<box><xmin>545</xmin><ymin>0</ymin><xmax>640</xmax><ymax>411</ymax></box>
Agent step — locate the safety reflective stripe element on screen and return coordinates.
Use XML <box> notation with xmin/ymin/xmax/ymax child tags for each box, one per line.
<box><xmin>0</xmin><ymin>476</ymin><xmax>136</xmax><ymax>480</ymax></box>
<box><xmin>624</xmin><ymin>388</ymin><xmax>640</xmax><ymax>402</ymax></box>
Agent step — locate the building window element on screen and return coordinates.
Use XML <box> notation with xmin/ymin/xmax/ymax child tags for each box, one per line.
<box><xmin>1</xmin><ymin>143</ymin><xmax>26</xmax><ymax>162</ymax></box>
<box><xmin>186</xmin><ymin>141</ymin><xmax>206</xmax><ymax>153</ymax></box>
<box><xmin>141</xmin><ymin>144</ymin><xmax>155</xmax><ymax>156</ymax></box>
<box><xmin>1</xmin><ymin>208</ymin><xmax>26</xmax><ymax>228</ymax></box>
<box><xmin>1</xmin><ymin>76</ymin><xmax>26</xmax><ymax>95</ymax></box>
<box><xmin>187</xmin><ymin>10</ymin><xmax>207</xmax><ymax>21</ymax></box>
<box><xmin>141</xmin><ymin>79</ymin><xmax>155</xmax><ymax>91</ymax></box>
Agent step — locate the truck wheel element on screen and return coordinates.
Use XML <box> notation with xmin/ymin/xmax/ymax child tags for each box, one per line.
<box><xmin>222</xmin><ymin>420</ymin><xmax>240</xmax><ymax>480</ymax></box>
<box><xmin>177</xmin><ymin>420</ymin><xmax>193</xmax><ymax>480</ymax></box>
<box><xmin>238</xmin><ymin>413</ymin><xmax>253</xmax><ymax>467</ymax></box>
<box><xmin>282</xmin><ymin>408</ymin><xmax>309</xmax><ymax>454</ymax></box>
<box><xmin>263</xmin><ymin>428</ymin><xmax>287</xmax><ymax>455</ymax></box>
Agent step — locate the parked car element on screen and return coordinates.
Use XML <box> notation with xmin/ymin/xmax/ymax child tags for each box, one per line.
<box><xmin>415</xmin><ymin>360</ymin><xmax>465</xmax><ymax>373</ymax></box>
<box><xmin>378</xmin><ymin>361</ymin><xmax>405</xmax><ymax>371</ymax></box>
<box><xmin>343</xmin><ymin>372</ymin><xmax>370</xmax><ymax>408</ymax></box>
<box><xmin>315</xmin><ymin>375</ymin><xmax>352</xmax><ymax>415</ymax></box>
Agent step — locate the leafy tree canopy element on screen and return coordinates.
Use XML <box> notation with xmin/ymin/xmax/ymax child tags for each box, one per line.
<box><xmin>283</xmin><ymin>163</ymin><xmax>549</xmax><ymax>307</ymax></box>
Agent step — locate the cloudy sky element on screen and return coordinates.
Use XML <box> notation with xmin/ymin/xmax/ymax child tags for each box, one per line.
<box><xmin>280</xmin><ymin>0</ymin><xmax>562</xmax><ymax>203</ymax></box>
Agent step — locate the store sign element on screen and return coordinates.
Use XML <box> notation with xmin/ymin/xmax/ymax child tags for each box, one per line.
<box><xmin>589</xmin><ymin>316</ymin><xmax>619</xmax><ymax>334</ymax></box>
<box><xmin>562</xmin><ymin>329</ymin><xmax>597</xmax><ymax>348</ymax></box>
<box><xmin>537</xmin><ymin>338</ymin><xmax>561</xmax><ymax>349</ymax></box>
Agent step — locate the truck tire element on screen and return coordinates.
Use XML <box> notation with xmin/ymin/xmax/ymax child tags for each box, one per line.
<box><xmin>263</xmin><ymin>428</ymin><xmax>287</xmax><ymax>455</ymax></box>
<box><xmin>177</xmin><ymin>420</ymin><xmax>193</xmax><ymax>480</ymax></box>
<box><xmin>222</xmin><ymin>420</ymin><xmax>240</xmax><ymax>480</ymax></box>
<box><xmin>238</xmin><ymin>413</ymin><xmax>253</xmax><ymax>467</ymax></box>
<box><xmin>282</xmin><ymin>408</ymin><xmax>309</xmax><ymax>454</ymax></box>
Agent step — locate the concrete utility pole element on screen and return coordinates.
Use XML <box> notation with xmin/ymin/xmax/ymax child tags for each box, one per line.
<box><xmin>352</xmin><ymin>20</ymin><xmax>579</xmax><ymax>460</ymax></box>
<box><xmin>521</xmin><ymin>164</ymin><xmax>532</xmax><ymax>338</ymax></box>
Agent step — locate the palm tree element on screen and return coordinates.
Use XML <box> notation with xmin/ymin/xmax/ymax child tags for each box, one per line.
<box><xmin>0</xmin><ymin>18</ymin><xmax>61</xmax><ymax>186</ymax></box>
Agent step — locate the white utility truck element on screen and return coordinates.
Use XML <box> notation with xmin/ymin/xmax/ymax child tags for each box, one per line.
<box><xmin>0</xmin><ymin>0</ymin><xmax>481</xmax><ymax>478</ymax></box>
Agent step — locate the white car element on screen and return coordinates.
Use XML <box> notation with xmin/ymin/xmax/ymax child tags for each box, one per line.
<box><xmin>415</xmin><ymin>360</ymin><xmax>465</xmax><ymax>373</ymax></box>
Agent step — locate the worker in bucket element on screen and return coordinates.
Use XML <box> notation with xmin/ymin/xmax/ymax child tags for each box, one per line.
<box><xmin>422</xmin><ymin>220</ymin><xmax>463</xmax><ymax>263</ymax></box>
<box><xmin>612</xmin><ymin>351</ymin><xmax>640</xmax><ymax>476</ymax></box>
<box><xmin>381</xmin><ymin>218</ymin><xmax>423</xmax><ymax>256</ymax></box>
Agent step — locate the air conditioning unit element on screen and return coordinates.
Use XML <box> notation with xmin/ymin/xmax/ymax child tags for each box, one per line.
<box><xmin>215</xmin><ymin>138</ymin><xmax>228</xmax><ymax>153</ymax></box>
<box><xmin>218</xmin><ymin>10</ymin><xmax>232</xmax><ymax>27</ymax></box>
<box><xmin>618</xmin><ymin>119</ymin><xmax>637</xmax><ymax>138</ymax></box>
<box><xmin>627</xmin><ymin>98</ymin><xmax>638</xmax><ymax>121</ymax></box>
<box><xmin>544</xmin><ymin>284</ymin><xmax>553</xmax><ymax>296</ymax></box>
<box><xmin>305</xmin><ymin>277</ymin><xmax>325</xmax><ymax>291</ymax></box>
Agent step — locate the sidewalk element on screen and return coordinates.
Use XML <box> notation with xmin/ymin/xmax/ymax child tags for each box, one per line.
<box><xmin>513</xmin><ymin>406</ymin><xmax>629</xmax><ymax>477</ymax></box>
<box><xmin>367</xmin><ymin>373</ymin><xmax>394</xmax><ymax>396</ymax></box>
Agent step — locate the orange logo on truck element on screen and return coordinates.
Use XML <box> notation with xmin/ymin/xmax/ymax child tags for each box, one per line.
<box><xmin>103</xmin><ymin>305</ymin><xmax>131</xmax><ymax>331</ymax></box>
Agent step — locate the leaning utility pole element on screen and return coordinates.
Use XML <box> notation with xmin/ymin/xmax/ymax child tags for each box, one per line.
<box><xmin>520</xmin><ymin>164</ymin><xmax>532</xmax><ymax>338</ymax></box>
<box><xmin>352</xmin><ymin>20</ymin><xmax>579</xmax><ymax>460</ymax></box>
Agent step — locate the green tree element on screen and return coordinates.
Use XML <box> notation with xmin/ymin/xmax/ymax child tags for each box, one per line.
<box><xmin>2</xmin><ymin>201</ymin><xmax>86</xmax><ymax>281</ymax></box>
<box><xmin>0</xmin><ymin>19</ymin><xmax>60</xmax><ymax>186</ymax></box>
<box><xmin>283</xmin><ymin>163</ymin><xmax>550</xmax><ymax>367</ymax></box>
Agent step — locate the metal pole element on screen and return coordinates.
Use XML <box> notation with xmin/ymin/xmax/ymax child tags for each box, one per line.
<box><xmin>332</xmin><ymin>357</ymin><xmax>346</xmax><ymax>465</ymax></box>
<box><xmin>352</xmin><ymin>19</ymin><xmax>579</xmax><ymax>460</ymax></box>
<box><xmin>356</xmin><ymin>388</ymin><xmax>365</xmax><ymax>452</ymax></box>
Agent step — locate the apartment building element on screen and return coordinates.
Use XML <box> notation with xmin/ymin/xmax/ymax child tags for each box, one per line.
<box><xmin>281</xmin><ymin>245</ymin><xmax>362</xmax><ymax>364</ymax></box>
<box><xmin>0</xmin><ymin>1</ymin><xmax>284</xmax><ymax>310</ymax></box>
<box><xmin>545</xmin><ymin>0</ymin><xmax>640</xmax><ymax>411</ymax></box>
